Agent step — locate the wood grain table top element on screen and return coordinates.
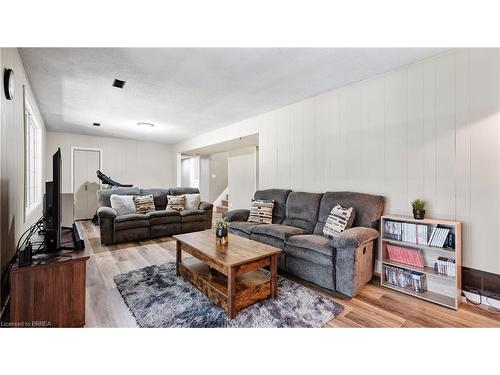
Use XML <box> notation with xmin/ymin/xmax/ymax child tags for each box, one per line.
<box><xmin>173</xmin><ymin>230</ymin><xmax>282</xmax><ymax>267</ymax></box>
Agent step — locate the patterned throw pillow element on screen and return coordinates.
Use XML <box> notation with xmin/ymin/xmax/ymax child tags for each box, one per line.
<box><xmin>133</xmin><ymin>195</ymin><xmax>156</xmax><ymax>214</ymax></box>
<box><xmin>110</xmin><ymin>194</ymin><xmax>136</xmax><ymax>216</ymax></box>
<box><xmin>184</xmin><ymin>193</ymin><xmax>201</xmax><ymax>210</ymax></box>
<box><xmin>323</xmin><ymin>204</ymin><xmax>355</xmax><ymax>238</ymax></box>
<box><xmin>167</xmin><ymin>195</ymin><xmax>185</xmax><ymax>211</ymax></box>
<box><xmin>248</xmin><ymin>199</ymin><xmax>274</xmax><ymax>224</ymax></box>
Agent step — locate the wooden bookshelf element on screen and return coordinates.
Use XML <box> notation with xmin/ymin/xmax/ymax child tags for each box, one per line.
<box><xmin>380</xmin><ymin>215</ymin><xmax>462</xmax><ymax>310</ymax></box>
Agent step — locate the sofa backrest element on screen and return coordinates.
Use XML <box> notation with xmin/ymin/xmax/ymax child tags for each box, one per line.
<box><xmin>313</xmin><ymin>191</ymin><xmax>385</xmax><ymax>234</ymax></box>
<box><xmin>169</xmin><ymin>187</ymin><xmax>200</xmax><ymax>196</ymax></box>
<box><xmin>140</xmin><ymin>188</ymin><xmax>170</xmax><ymax>210</ymax></box>
<box><xmin>254</xmin><ymin>189</ymin><xmax>292</xmax><ymax>224</ymax></box>
<box><xmin>97</xmin><ymin>187</ymin><xmax>141</xmax><ymax>207</ymax></box>
<box><xmin>282</xmin><ymin>191</ymin><xmax>323</xmax><ymax>233</ymax></box>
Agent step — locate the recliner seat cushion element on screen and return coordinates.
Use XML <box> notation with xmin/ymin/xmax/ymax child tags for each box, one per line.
<box><xmin>251</xmin><ymin>224</ymin><xmax>304</xmax><ymax>240</ymax></box>
<box><xmin>146</xmin><ymin>210</ymin><xmax>181</xmax><ymax>225</ymax></box>
<box><xmin>229</xmin><ymin>221</ymin><xmax>262</xmax><ymax>235</ymax></box>
<box><xmin>285</xmin><ymin>234</ymin><xmax>335</xmax><ymax>267</ymax></box>
<box><xmin>180</xmin><ymin>209</ymin><xmax>206</xmax><ymax>222</ymax></box>
<box><xmin>114</xmin><ymin>213</ymin><xmax>149</xmax><ymax>231</ymax></box>
<box><xmin>282</xmin><ymin>192</ymin><xmax>323</xmax><ymax>233</ymax></box>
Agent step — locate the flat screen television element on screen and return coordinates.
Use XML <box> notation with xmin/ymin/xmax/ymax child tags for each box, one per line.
<box><xmin>44</xmin><ymin>148</ymin><xmax>62</xmax><ymax>251</ymax></box>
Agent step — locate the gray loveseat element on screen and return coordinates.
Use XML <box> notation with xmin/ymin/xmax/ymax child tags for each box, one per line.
<box><xmin>224</xmin><ymin>189</ymin><xmax>384</xmax><ymax>297</ymax></box>
<box><xmin>97</xmin><ymin>187</ymin><xmax>213</xmax><ymax>245</ymax></box>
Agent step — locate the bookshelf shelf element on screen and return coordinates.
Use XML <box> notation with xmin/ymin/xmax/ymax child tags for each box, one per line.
<box><xmin>380</xmin><ymin>215</ymin><xmax>462</xmax><ymax>310</ymax></box>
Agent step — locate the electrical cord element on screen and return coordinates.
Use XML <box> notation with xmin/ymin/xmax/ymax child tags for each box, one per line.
<box><xmin>463</xmin><ymin>288</ymin><xmax>500</xmax><ymax>315</ymax></box>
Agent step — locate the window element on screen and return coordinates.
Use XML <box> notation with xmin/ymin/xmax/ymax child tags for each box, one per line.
<box><xmin>25</xmin><ymin>97</ymin><xmax>42</xmax><ymax>217</ymax></box>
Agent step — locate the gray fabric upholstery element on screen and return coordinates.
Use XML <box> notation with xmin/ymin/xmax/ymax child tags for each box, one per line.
<box><xmin>180</xmin><ymin>209</ymin><xmax>206</xmax><ymax>222</ymax></box>
<box><xmin>114</xmin><ymin>214</ymin><xmax>150</xmax><ymax>231</ymax></box>
<box><xmin>285</xmin><ymin>256</ymin><xmax>335</xmax><ymax>291</ymax></box>
<box><xmin>140</xmin><ymin>188</ymin><xmax>169</xmax><ymax>210</ymax></box>
<box><xmin>97</xmin><ymin>186</ymin><xmax>211</xmax><ymax>244</ymax></box>
<box><xmin>251</xmin><ymin>224</ymin><xmax>304</xmax><ymax>240</ymax></box>
<box><xmin>199</xmin><ymin>202</ymin><xmax>213</xmax><ymax>211</ymax></box>
<box><xmin>285</xmin><ymin>234</ymin><xmax>335</xmax><ymax>267</ymax></box>
<box><xmin>228</xmin><ymin>221</ymin><xmax>261</xmax><ymax>235</ymax></box>
<box><xmin>282</xmin><ymin>192</ymin><xmax>322</xmax><ymax>233</ymax></box>
<box><xmin>331</xmin><ymin>227</ymin><xmax>379</xmax><ymax>248</ymax></box>
<box><xmin>249</xmin><ymin>233</ymin><xmax>286</xmax><ymax>249</ymax></box>
<box><xmin>97</xmin><ymin>206</ymin><xmax>117</xmax><ymax>219</ymax></box>
<box><xmin>335</xmin><ymin>241</ymin><xmax>374</xmax><ymax>297</ymax></box>
<box><xmin>169</xmin><ymin>187</ymin><xmax>200</xmax><ymax>196</ymax></box>
<box><xmin>224</xmin><ymin>209</ymin><xmax>250</xmax><ymax>222</ymax></box>
<box><xmin>114</xmin><ymin>227</ymin><xmax>150</xmax><ymax>243</ymax></box>
<box><xmin>314</xmin><ymin>191</ymin><xmax>384</xmax><ymax>234</ymax></box>
<box><xmin>146</xmin><ymin>210</ymin><xmax>181</xmax><ymax>225</ymax></box>
<box><xmin>151</xmin><ymin>223</ymin><xmax>181</xmax><ymax>238</ymax></box>
<box><xmin>228</xmin><ymin>227</ymin><xmax>250</xmax><ymax>238</ymax></box>
<box><xmin>97</xmin><ymin>187</ymin><xmax>140</xmax><ymax>207</ymax></box>
<box><xmin>254</xmin><ymin>189</ymin><xmax>292</xmax><ymax>224</ymax></box>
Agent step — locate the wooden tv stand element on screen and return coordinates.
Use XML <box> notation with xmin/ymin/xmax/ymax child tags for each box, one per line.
<box><xmin>10</xmin><ymin>251</ymin><xmax>89</xmax><ymax>327</ymax></box>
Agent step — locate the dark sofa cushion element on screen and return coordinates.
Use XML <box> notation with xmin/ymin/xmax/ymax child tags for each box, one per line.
<box><xmin>282</xmin><ymin>191</ymin><xmax>323</xmax><ymax>233</ymax></box>
<box><xmin>314</xmin><ymin>191</ymin><xmax>385</xmax><ymax>234</ymax></box>
<box><xmin>114</xmin><ymin>213</ymin><xmax>149</xmax><ymax>231</ymax></box>
<box><xmin>140</xmin><ymin>188</ymin><xmax>169</xmax><ymax>210</ymax></box>
<box><xmin>97</xmin><ymin>187</ymin><xmax>140</xmax><ymax>207</ymax></box>
<box><xmin>146</xmin><ymin>209</ymin><xmax>180</xmax><ymax>225</ymax></box>
<box><xmin>251</xmin><ymin>224</ymin><xmax>304</xmax><ymax>240</ymax></box>
<box><xmin>229</xmin><ymin>221</ymin><xmax>262</xmax><ymax>235</ymax></box>
<box><xmin>254</xmin><ymin>189</ymin><xmax>291</xmax><ymax>224</ymax></box>
<box><xmin>285</xmin><ymin>234</ymin><xmax>335</xmax><ymax>267</ymax></box>
<box><xmin>180</xmin><ymin>209</ymin><xmax>206</xmax><ymax>222</ymax></box>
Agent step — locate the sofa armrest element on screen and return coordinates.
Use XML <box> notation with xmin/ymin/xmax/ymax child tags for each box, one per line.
<box><xmin>223</xmin><ymin>209</ymin><xmax>250</xmax><ymax>222</ymax></box>
<box><xmin>97</xmin><ymin>206</ymin><xmax>117</xmax><ymax>219</ymax></box>
<box><xmin>331</xmin><ymin>227</ymin><xmax>379</xmax><ymax>249</ymax></box>
<box><xmin>199</xmin><ymin>201</ymin><xmax>214</xmax><ymax>211</ymax></box>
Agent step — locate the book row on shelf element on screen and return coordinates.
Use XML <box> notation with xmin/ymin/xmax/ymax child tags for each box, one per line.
<box><xmin>435</xmin><ymin>257</ymin><xmax>456</xmax><ymax>276</ymax></box>
<box><xmin>383</xmin><ymin>220</ymin><xmax>455</xmax><ymax>249</ymax></box>
<box><xmin>384</xmin><ymin>265</ymin><xmax>427</xmax><ymax>293</ymax></box>
<box><xmin>386</xmin><ymin>244</ymin><xmax>424</xmax><ymax>267</ymax></box>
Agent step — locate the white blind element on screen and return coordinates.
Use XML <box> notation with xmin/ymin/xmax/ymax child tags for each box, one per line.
<box><xmin>25</xmin><ymin>98</ymin><xmax>42</xmax><ymax>215</ymax></box>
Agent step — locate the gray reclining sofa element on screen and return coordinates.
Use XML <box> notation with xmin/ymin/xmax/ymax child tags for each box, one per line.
<box><xmin>97</xmin><ymin>187</ymin><xmax>213</xmax><ymax>245</ymax></box>
<box><xmin>224</xmin><ymin>189</ymin><xmax>384</xmax><ymax>297</ymax></box>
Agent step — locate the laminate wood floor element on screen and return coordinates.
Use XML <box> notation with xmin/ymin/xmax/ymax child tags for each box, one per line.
<box><xmin>78</xmin><ymin>221</ymin><xmax>500</xmax><ymax>328</ymax></box>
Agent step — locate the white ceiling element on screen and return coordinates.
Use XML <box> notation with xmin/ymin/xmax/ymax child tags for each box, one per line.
<box><xmin>20</xmin><ymin>48</ymin><xmax>446</xmax><ymax>144</ymax></box>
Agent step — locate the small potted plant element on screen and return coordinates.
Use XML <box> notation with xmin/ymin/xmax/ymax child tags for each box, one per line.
<box><xmin>215</xmin><ymin>218</ymin><xmax>229</xmax><ymax>245</ymax></box>
<box><xmin>411</xmin><ymin>199</ymin><xmax>426</xmax><ymax>220</ymax></box>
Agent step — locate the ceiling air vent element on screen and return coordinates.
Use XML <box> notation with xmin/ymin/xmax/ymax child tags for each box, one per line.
<box><xmin>112</xmin><ymin>79</ymin><xmax>126</xmax><ymax>88</ymax></box>
<box><xmin>93</xmin><ymin>122</ymin><xmax>101</xmax><ymax>127</ymax></box>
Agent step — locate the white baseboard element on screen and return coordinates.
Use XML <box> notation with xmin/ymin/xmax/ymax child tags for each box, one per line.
<box><xmin>462</xmin><ymin>290</ymin><xmax>500</xmax><ymax>310</ymax></box>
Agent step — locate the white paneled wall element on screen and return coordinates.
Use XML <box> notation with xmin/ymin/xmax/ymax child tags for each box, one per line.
<box><xmin>176</xmin><ymin>49</ymin><xmax>500</xmax><ymax>275</ymax></box>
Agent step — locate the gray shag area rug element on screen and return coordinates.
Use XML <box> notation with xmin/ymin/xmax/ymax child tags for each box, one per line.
<box><xmin>114</xmin><ymin>262</ymin><xmax>343</xmax><ymax>328</ymax></box>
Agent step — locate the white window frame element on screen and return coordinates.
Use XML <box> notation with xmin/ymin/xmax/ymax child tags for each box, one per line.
<box><xmin>24</xmin><ymin>95</ymin><xmax>42</xmax><ymax>220</ymax></box>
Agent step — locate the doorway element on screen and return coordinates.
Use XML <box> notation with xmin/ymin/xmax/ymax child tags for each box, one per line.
<box><xmin>72</xmin><ymin>147</ymin><xmax>102</xmax><ymax>220</ymax></box>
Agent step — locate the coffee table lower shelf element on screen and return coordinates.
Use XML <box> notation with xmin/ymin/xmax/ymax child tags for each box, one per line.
<box><xmin>178</xmin><ymin>261</ymin><xmax>272</xmax><ymax>317</ymax></box>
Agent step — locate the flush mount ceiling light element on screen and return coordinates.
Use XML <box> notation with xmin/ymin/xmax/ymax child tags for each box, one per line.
<box><xmin>112</xmin><ymin>79</ymin><xmax>126</xmax><ymax>88</ymax></box>
<box><xmin>137</xmin><ymin>122</ymin><xmax>155</xmax><ymax>128</ymax></box>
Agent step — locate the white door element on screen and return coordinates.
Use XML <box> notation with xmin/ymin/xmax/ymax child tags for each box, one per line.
<box><xmin>73</xmin><ymin>149</ymin><xmax>101</xmax><ymax>220</ymax></box>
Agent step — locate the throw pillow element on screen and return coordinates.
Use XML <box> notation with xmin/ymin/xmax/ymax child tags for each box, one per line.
<box><xmin>110</xmin><ymin>194</ymin><xmax>136</xmax><ymax>216</ymax></box>
<box><xmin>248</xmin><ymin>199</ymin><xmax>274</xmax><ymax>224</ymax></box>
<box><xmin>323</xmin><ymin>204</ymin><xmax>355</xmax><ymax>238</ymax></box>
<box><xmin>167</xmin><ymin>195</ymin><xmax>185</xmax><ymax>211</ymax></box>
<box><xmin>184</xmin><ymin>193</ymin><xmax>201</xmax><ymax>210</ymax></box>
<box><xmin>133</xmin><ymin>195</ymin><xmax>156</xmax><ymax>214</ymax></box>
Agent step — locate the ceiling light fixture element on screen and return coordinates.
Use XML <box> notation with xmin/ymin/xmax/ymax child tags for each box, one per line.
<box><xmin>137</xmin><ymin>122</ymin><xmax>155</xmax><ymax>128</ymax></box>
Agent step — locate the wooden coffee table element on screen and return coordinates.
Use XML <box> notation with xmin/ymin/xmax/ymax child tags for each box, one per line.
<box><xmin>173</xmin><ymin>230</ymin><xmax>282</xmax><ymax>319</ymax></box>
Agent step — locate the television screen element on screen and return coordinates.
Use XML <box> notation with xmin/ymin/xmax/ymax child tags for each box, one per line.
<box><xmin>45</xmin><ymin>148</ymin><xmax>62</xmax><ymax>251</ymax></box>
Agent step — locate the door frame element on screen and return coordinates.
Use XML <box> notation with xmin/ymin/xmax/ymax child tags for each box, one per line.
<box><xmin>71</xmin><ymin>146</ymin><xmax>103</xmax><ymax>220</ymax></box>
